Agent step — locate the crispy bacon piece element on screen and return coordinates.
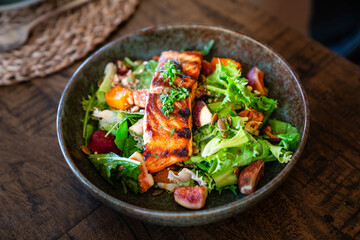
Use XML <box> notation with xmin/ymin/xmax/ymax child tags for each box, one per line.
<box><xmin>143</xmin><ymin>51</ymin><xmax>203</xmax><ymax>173</ymax></box>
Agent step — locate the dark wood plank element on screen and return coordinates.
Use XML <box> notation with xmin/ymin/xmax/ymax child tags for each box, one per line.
<box><xmin>0</xmin><ymin>80</ymin><xmax>102</xmax><ymax>239</ymax></box>
<box><xmin>1</xmin><ymin>0</ymin><xmax>359</xmax><ymax>239</ymax></box>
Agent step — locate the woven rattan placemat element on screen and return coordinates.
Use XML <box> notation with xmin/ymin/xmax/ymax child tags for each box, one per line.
<box><xmin>0</xmin><ymin>0</ymin><xmax>138</xmax><ymax>86</ymax></box>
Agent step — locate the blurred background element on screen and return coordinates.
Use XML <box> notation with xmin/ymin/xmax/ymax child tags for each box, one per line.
<box><xmin>1</xmin><ymin>0</ymin><xmax>359</xmax><ymax>65</ymax></box>
<box><xmin>251</xmin><ymin>0</ymin><xmax>360</xmax><ymax>64</ymax></box>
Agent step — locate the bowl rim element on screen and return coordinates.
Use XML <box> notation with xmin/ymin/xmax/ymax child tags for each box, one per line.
<box><xmin>57</xmin><ymin>23</ymin><xmax>310</xmax><ymax>220</ymax></box>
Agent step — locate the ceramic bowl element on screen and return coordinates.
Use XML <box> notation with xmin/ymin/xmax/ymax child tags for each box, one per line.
<box><xmin>57</xmin><ymin>24</ymin><xmax>309</xmax><ymax>226</ymax></box>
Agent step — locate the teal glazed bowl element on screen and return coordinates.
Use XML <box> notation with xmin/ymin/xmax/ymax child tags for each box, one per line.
<box><xmin>57</xmin><ymin>24</ymin><xmax>309</xmax><ymax>226</ymax></box>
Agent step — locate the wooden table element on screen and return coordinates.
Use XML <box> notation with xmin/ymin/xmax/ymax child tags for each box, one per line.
<box><xmin>1</xmin><ymin>0</ymin><xmax>359</xmax><ymax>239</ymax></box>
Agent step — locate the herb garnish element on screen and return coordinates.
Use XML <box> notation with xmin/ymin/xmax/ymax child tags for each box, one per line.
<box><xmin>158</xmin><ymin>60</ymin><xmax>189</xmax><ymax>116</ymax></box>
<box><xmin>170</xmin><ymin>127</ymin><xmax>175</xmax><ymax>137</ymax></box>
<box><xmin>159</xmin><ymin>87</ymin><xmax>189</xmax><ymax>117</ymax></box>
<box><xmin>152</xmin><ymin>154</ymin><xmax>159</xmax><ymax>158</ymax></box>
<box><xmin>161</xmin><ymin>59</ymin><xmax>181</xmax><ymax>86</ymax></box>
<box><xmin>159</xmin><ymin>125</ymin><xmax>164</xmax><ymax>129</ymax></box>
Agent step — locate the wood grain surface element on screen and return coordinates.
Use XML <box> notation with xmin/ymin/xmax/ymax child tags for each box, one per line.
<box><xmin>1</xmin><ymin>0</ymin><xmax>359</xmax><ymax>239</ymax></box>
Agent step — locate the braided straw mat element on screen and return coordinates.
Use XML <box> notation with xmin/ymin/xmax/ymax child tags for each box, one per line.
<box><xmin>0</xmin><ymin>0</ymin><xmax>139</xmax><ymax>86</ymax></box>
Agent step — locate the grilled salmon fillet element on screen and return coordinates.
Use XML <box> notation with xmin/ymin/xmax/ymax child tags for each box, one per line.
<box><xmin>143</xmin><ymin>51</ymin><xmax>203</xmax><ymax>173</ymax></box>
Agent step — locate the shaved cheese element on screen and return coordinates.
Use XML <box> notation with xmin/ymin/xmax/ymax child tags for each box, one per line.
<box><xmin>168</xmin><ymin>168</ymin><xmax>208</xmax><ymax>187</ymax></box>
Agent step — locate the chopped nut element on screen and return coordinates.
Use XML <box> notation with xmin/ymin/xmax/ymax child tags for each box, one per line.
<box><xmin>168</xmin><ymin>165</ymin><xmax>179</xmax><ymax>171</ymax></box>
<box><xmin>111</xmin><ymin>74</ymin><xmax>120</xmax><ymax>87</ymax></box>
<box><xmin>176</xmin><ymin>162</ymin><xmax>184</xmax><ymax>167</ymax></box>
<box><xmin>118</xmin><ymin>165</ymin><xmax>125</xmax><ymax>172</ymax></box>
<box><xmin>214</xmin><ymin>98</ymin><xmax>219</xmax><ymax>102</ymax></box>
<box><xmin>80</xmin><ymin>145</ymin><xmax>91</xmax><ymax>155</ymax></box>
<box><xmin>130</xmin><ymin>105</ymin><xmax>140</xmax><ymax>112</ymax></box>
<box><xmin>193</xmin><ymin>146</ymin><xmax>200</xmax><ymax>154</ymax></box>
<box><xmin>246</xmin><ymin>85</ymin><xmax>253</xmax><ymax>92</ymax></box>
<box><xmin>211</xmin><ymin>113</ymin><xmax>218</xmax><ymax>125</ymax></box>
<box><xmin>195</xmin><ymin>85</ymin><xmax>207</xmax><ymax>99</ymax></box>
<box><xmin>200</xmin><ymin>74</ymin><xmax>206</xmax><ymax>82</ymax></box>
<box><xmin>217</xmin><ymin>117</ymin><xmax>226</xmax><ymax>131</ymax></box>
<box><xmin>152</xmin><ymin>189</ymin><xmax>164</xmax><ymax>196</ymax></box>
<box><xmin>207</xmin><ymin>91</ymin><xmax>211</xmax><ymax>96</ymax></box>
<box><xmin>184</xmin><ymin>164</ymin><xmax>194</xmax><ymax>169</ymax></box>
<box><xmin>121</xmin><ymin>77</ymin><xmax>130</xmax><ymax>88</ymax></box>
<box><xmin>254</xmin><ymin>90</ymin><xmax>261</xmax><ymax>95</ymax></box>
<box><xmin>134</xmin><ymin>60</ymin><xmax>143</xmax><ymax>66</ymax></box>
<box><xmin>208</xmin><ymin>99</ymin><xmax>213</xmax><ymax>103</ymax></box>
<box><xmin>126</xmin><ymin>70</ymin><xmax>135</xmax><ymax>83</ymax></box>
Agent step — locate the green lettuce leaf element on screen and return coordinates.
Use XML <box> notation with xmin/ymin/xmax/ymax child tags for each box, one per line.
<box><xmin>200</xmin><ymin>39</ymin><xmax>215</xmax><ymax>56</ymax></box>
<box><xmin>264</xmin><ymin>140</ymin><xmax>293</xmax><ymax>163</ymax></box>
<box><xmin>88</xmin><ymin>153</ymin><xmax>141</xmax><ymax>194</ymax></box>
<box><xmin>268</xmin><ymin>119</ymin><xmax>299</xmax><ymax>150</ymax></box>
<box><xmin>96</xmin><ymin>62</ymin><xmax>116</xmax><ymax>109</ymax></box>
<box><xmin>252</xmin><ymin>96</ymin><xmax>277</xmax><ymax>126</ymax></box>
<box><xmin>205</xmin><ymin>62</ymin><xmax>278</xmax><ymax>122</ymax></box>
<box><xmin>114</xmin><ymin>120</ymin><xmax>128</xmax><ymax>151</ymax></box>
<box><xmin>202</xmin><ymin>127</ymin><xmax>249</xmax><ymax>157</ymax></box>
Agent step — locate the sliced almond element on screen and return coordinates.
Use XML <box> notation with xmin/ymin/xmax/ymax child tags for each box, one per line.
<box><xmin>80</xmin><ymin>145</ymin><xmax>90</xmax><ymax>155</ymax></box>
<box><xmin>152</xmin><ymin>189</ymin><xmax>164</xmax><ymax>196</ymax></box>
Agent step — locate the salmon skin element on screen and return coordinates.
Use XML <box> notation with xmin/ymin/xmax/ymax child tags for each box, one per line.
<box><xmin>143</xmin><ymin>51</ymin><xmax>203</xmax><ymax>173</ymax></box>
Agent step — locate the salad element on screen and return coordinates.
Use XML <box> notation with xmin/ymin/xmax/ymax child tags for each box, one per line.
<box><xmin>81</xmin><ymin>42</ymin><xmax>299</xmax><ymax>209</ymax></box>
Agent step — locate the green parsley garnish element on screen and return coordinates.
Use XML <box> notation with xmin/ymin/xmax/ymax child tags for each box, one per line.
<box><xmin>170</xmin><ymin>116</ymin><xmax>176</xmax><ymax>120</ymax></box>
<box><xmin>159</xmin><ymin>87</ymin><xmax>189</xmax><ymax>117</ymax></box>
<box><xmin>152</xmin><ymin>154</ymin><xmax>159</xmax><ymax>158</ymax></box>
<box><xmin>170</xmin><ymin>127</ymin><xmax>175</xmax><ymax>137</ymax></box>
<box><xmin>161</xmin><ymin>60</ymin><xmax>181</xmax><ymax>86</ymax></box>
<box><xmin>159</xmin><ymin>125</ymin><xmax>164</xmax><ymax>129</ymax></box>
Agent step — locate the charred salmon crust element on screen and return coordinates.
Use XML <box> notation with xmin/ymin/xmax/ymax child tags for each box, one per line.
<box><xmin>144</xmin><ymin>51</ymin><xmax>203</xmax><ymax>173</ymax></box>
